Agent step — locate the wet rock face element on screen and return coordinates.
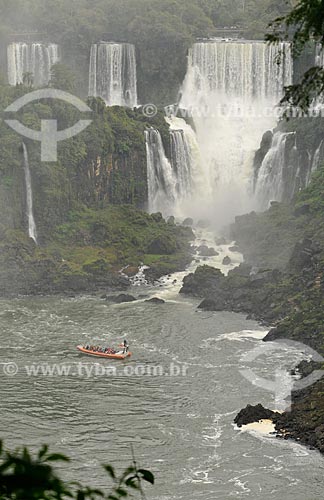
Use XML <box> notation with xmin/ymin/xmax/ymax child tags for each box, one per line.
<box><xmin>234</xmin><ymin>404</ymin><xmax>277</xmax><ymax>427</ymax></box>
<box><xmin>253</xmin><ymin>130</ymin><xmax>273</xmax><ymax>183</ymax></box>
<box><xmin>272</xmin><ymin>378</ymin><xmax>324</xmax><ymax>454</ymax></box>
<box><xmin>182</xmin><ymin>217</ymin><xmax>194</xmax><ymax>226</ymax></box>
<box><xmin>197</xmin><ymin>245</ymin><xmax>219</xmax><ymax>257</ymax></box>
<box><xmin>145</xmin><ymin>297</ymin><xmax>165</xmax><ymax>304</ymax></box>
<box><xmin>287</xmin><ymin>238</ymin><xmax>320</xmax><ymax>274</ymax></box>
<box><xmin>180</xmin><ymin>263</ymin><xmax>285</xmax><ymax>323</ymax></box>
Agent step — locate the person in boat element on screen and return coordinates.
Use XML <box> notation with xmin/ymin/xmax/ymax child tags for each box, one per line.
<box><xmin>122</xmin><ymin>340</ymin><xmax>129</xmax><ymax>354</ymax></box>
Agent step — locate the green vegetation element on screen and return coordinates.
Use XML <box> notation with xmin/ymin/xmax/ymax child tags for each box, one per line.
<box><xmin>0</xmin><ymin>440</ymin><xmax>154</xmax><ymax>500</ymax></box>
<box><xmin>267</xmin><ymin>0</ymin><xmax>324</xmax><ymax>111</ymax></box>
<box><xmin>0</xmin><ymin>79</ymin><xmax>193</xmax><ymax>296</ymax></box>
<box><xmin>0</xmin><ymin>205</ymin><xmax>193</xmax><ymax>296</ymax></box>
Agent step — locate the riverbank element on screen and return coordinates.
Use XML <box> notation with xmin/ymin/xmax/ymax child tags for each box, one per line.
<box><xmin>180</xmin><ymin>166</ymin><xmax>324</xmax><ymax>455</ymax></box>
<box><xmin>0</xmin><ymin>206</ymin><xmax>194</xmax><ymax>297</ymax></box>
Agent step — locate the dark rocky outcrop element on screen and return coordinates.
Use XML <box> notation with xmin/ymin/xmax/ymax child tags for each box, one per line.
<box><xmin>180</xmin><ymin>264</ymin><xmax>285</xmax><ymax>323</ymax></box>
<box><xmin>222</xmin><ymin>256</ymin><xmax>232</xmax><ymax>265</ymax></box>
<box><xmin>182</xmin><ymin>218</ymin><xmax>194</xmax><ymax>226</ymax></box>
<box><xmin>145</xmin><ymin>297</ymin><xmax>166</xmax><ymax>304</ymax></box>
<box><xmin>106</xmin><ymin>293</ymin><xmax>136</xmax><ymax>303</ymax></box>
<box><xmin>197</xmin><ymin>245</ymin><xmax>219</xmax><ymax>257</ymax></box>
<box><xmin>234</xmin><ymin>404</ymin><xmax>277</xmax><ymax>428</ymax></box>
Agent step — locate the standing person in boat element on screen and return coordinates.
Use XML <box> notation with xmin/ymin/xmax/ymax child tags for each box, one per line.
<box><xmin>122</xmin><ymin>340</ymin><xmax>129</xmax><ymax>354</ymax></box>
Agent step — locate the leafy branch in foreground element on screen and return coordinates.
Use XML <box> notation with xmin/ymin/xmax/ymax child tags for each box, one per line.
<box><xmin>0</xmin><ymin>441</ymin><xmax>154</xmax><ymax>500</ymax></box>
<box><xmin>266</xmin><ymin>0</ymin><xmax>324</xmax><ymax>111</ymax></box>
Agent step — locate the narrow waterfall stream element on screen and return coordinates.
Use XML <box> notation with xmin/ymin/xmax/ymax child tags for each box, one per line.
<box><xmin>22</xmin><ymin>143</ymin><xmax>37</xmax><ymax>244</ymax></box>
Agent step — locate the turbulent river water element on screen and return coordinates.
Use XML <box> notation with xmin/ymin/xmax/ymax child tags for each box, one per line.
<box><xmin>1</xmin><ymin>232</ymin><xmax>323</xmax><ymax>499</ymax></box>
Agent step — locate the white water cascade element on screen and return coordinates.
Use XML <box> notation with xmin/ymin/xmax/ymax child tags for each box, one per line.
<box><xmin>7</xmin><ymin>43</ymin><xmax>59</xmax><ymax>87</ymax></box>
<box><xmin>167</xmin><ymin>116</ymin><xmax>207</xmax><ymax>216</ymax></box>
<box><xmin>254</xmin><ymin>132</ymin><xmax>294</xmax><ymax>209</ymax></box>
<box><xmin>88</xmin><ymin>42</ymin><xmax>137</xmax><ymax>107</ymax></box>
<box><xmin>178</xmin><ymin>40</ymin><xmax>293</xmax><ymax>224</ymax></box>
<box><xmin>145</xmin><ymin>128</ymin><xmax>177</xmax><ymax>214</ymax></box>
<box><xmin>22</xmin><ymin>143</ymin><xmax>37</xmax><ymax>244</ymax></box>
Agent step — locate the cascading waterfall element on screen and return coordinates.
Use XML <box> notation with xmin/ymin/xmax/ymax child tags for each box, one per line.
<box><xmin>254</xmin><ymin>132</ymin><xmax>294</xmax><ymax>209</ymax></box>
<box><xmin>311</xmin><ymin>140</ymin><xmax>324</xmax><ymax>174</ymax></box>
<box><xmin>167</xmin><ymin>116</ymin><xmax>208</xmax><ymax>216</ymax></box>
<box><xmin>88</xmin><ymin>42</ymin><xmax>137</xmax><ymax>107</ymax></box>
<box><xmin>178</xmin><ymin>40</ymin><xmax>293</xmax><ymax>224</ymax></box>
<box><xmin>22</xmin><ymin>143</ymin><xmax>37</xmax><ymax>244</ymax></box>
<box><xmin>170</xmin><ymin>129</ymin><xmax>192</xmax><ymax>197</ymax></box>
<box><xmin>315</xmin><ymin>44</ymin><xmax>324</xmax><ymax>68</ymax></box>
<box><xmin>255</xmin><ymin>132</ymin><xmax>324</xmax><ymax>208</ymax></box>
<box><xmin>145</xmin><ymin>128</ymin><xmax>177</xmax><ymax>214</ymax></box>
<box><xmin>7</xmin><ymin>43</ymin><xmax>59</xmax><ymax>87</ymax></box>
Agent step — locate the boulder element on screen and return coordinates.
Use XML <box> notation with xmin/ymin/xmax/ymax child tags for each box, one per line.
<box><xmin>222</xmin><ymin>256</ymin><xmax>232</xmax><ymax>265</ymax></box>
<box><xmin>167</xmin><ymin>216</ymin><xmax>175</xmax><ymax>225</ymax></box>
<box><xmin>197</xmin><ymin>245</ymin><xmax>219</xmax><ymax>257</ymax></box>
<box><xmin>234</xmin><ymin>404</ymin><xmax>277</xmax><ymax>427</ymax></box>
<box><xmin>145</xmin><ymin>297</ymin><xmax>166</xmax><ymax>304</ymax></box>
<box><xmin>182</xmin><ymin>217</ymin><xmax>194</xmax><ymax>226</ymax></box>
<box><xmin>146</xmin><ymin>234</ymin><xmax>177</xmax><ymax>255</ymax></box>
<box><xmin>106</xmin><ymin>293</ymin><xmax>136</xmax><ymax>304</ymax></box>
<box><xmin>151</xmin><ymin>212</ymin><xmax>164</xmax><ymax>223</ymax></box>
<box><xmin>229</xmin><ymin>245</ymin><xmax>240</xmax><ymax>252</ymax></box>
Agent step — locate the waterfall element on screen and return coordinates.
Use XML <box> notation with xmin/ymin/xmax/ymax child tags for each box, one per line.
<box><xmin>88</xmin><ymin>42</ymin><xmax>137</xmax><ymax>107</ymax></box>
<box><xmin>309</xmin><ymin>140</ymin><xmax>324</xmax><ymax>181</ymax></box>
<box><xmin>254</xmin><ymin>132</ymin><xmax>295</xmax><ymax>209</ymax></box>
<box><xmin>315</xmin><ymin>44</ymin><xmax>324</xmax><ymax>68</ymax></box>
<box><xmin>145</xmin><ymin>128</ymin><xmax>177</xmax><ymax>214</ymax></box>
<box><xmin>179</xmin><ymin>40</ymin><xmax>293</xmax><ymax>224</ymax></box>
<box><xmin>7</xmin><ymin>43</ymin><xmax>59</xmax><ymax>87</ymax></box>
<box><xmin>170</xmin><ymin>129</ymin><xmax>193</xmax><ymax>198</ymax></box>
<box><xmin>22</xmin><ymin>143</ymin><xmax>37</xmax><ymax>244</ymax></box>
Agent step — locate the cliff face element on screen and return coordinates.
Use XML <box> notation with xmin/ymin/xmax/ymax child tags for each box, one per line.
<box><xmin>0</xmin><ymin>87</ymin><xmax>193</xmax><ymax>296</ymax></box>
<box><xmin>0</xmin><ymin>88</ymin><xmax>171</xmax><ymax>242</ymax></box>
<box><xmin>79</xmin><ymin>152</ymin><xmax>148</xmax><ymax>208</ymax></box>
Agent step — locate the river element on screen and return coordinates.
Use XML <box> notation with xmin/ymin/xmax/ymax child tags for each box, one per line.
<box><xmin>0</xmin><ymin>233</ymin><xmax>323</xmax><ymax>499</ymax></box>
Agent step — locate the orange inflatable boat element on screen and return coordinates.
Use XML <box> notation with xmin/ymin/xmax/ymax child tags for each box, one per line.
<box><xmin>77</xmin><ymin>345</ymin><xmax>131</xmax><ymax>360</ymax></box>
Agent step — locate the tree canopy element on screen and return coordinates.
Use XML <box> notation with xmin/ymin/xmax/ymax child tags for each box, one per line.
<box><xmin>267</xmin><ymin>0</ymin><xmax>324</xmax><ymax>110</ymax></box>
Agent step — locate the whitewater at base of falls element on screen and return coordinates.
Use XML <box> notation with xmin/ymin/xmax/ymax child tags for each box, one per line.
<box><xmin>22</xmin><ymin>143</ymin><xmax>37</xmax><ymax>244</ymax></box>
<box><xmin>178</xmin><ymin>40</ymin><xmax>293</xmax><ymax>224</ymax></box>
<box><xmin>88</xmin><ymin>42</ymin><xmax>137</xmax><ymax>107</ymax></box>
<box><xmin>7</xmin><ymin>43</ymin><xmax>59</xmax><ymax>87</ymax></box>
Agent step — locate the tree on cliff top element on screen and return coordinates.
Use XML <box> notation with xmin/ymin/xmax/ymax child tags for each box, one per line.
<box><xmin>267</xmin><ymin>0</ymin><xmax>324</xmax><ymax>110</ymax></box>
